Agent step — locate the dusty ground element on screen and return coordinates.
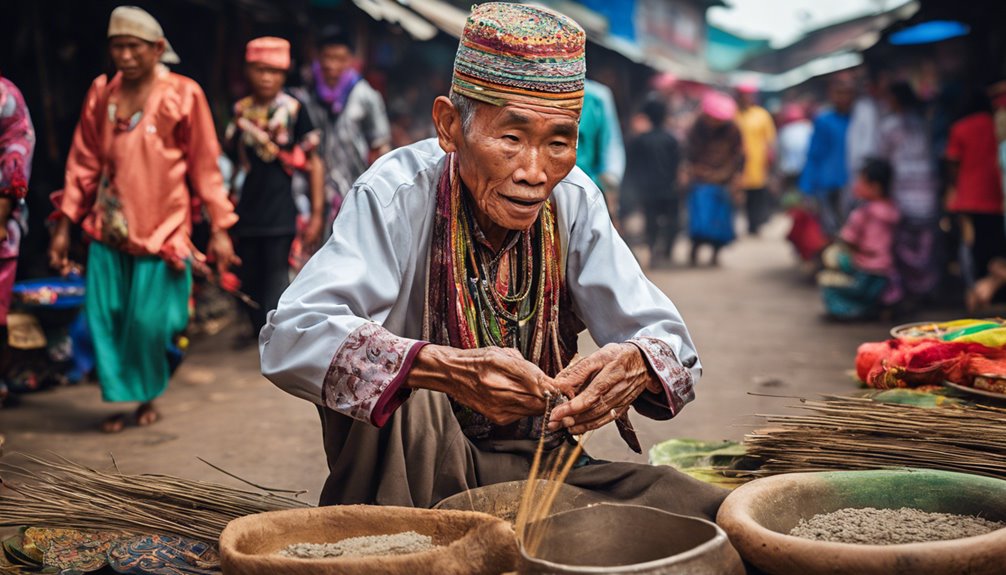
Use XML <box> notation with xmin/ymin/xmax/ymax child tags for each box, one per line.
<box><xmin>0</xmin><ymin>216</ymin><xmax>950</xmax><ymax>504</ymax></box>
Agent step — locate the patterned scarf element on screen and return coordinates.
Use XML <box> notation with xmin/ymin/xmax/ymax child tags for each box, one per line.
<box><xmin>424</xmin><ymin>153</ymin><xmax>582</xmax><ymax>443</ymax></box>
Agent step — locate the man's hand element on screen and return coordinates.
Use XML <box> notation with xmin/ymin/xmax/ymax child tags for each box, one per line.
<box><xmin>548</xmin><ymin>343</ymin><xmax>655</xmax><ymax>435</ymax></box>
<box><xmin>409</xmin><ymin>345</ymin><xmax>558</xmax><ymax>426</ymax></box>
<box><xmin>48</xmin><ymin>217</ymin><xmax>72</xmax><ymax>275</ymax></box>
<box><xmin>207</xmin><ymin>229</ymin><xmax>240</xmax><ymax>276</ymax></box>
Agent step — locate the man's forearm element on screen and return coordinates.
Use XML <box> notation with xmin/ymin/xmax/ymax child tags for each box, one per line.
<box><xmin>406</xmin><ymin>344</ymin><xmax>471</xmax><ymax>396</ymax></box>
<box><xmin>309</xmin><ymin>154</ymin><xmax>325</xmax><ymax>218</ymax></box>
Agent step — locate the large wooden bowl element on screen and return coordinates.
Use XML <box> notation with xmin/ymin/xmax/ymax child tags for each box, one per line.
<box><xmin>716</xmin><ymin>469</ymin><xmax>1006</xmax><ymax>575</ymax></box>
<box><xmin>218</xmin><ymin>505</ymin><xmax>517</xmax><ymax>575</ymax></box>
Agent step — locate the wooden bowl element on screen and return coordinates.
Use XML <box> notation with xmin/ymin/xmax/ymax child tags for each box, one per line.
<box><xmin>716</xmin><ymin>469</ymin><xmax>1006</xmax><ymax>575</ymax></box>
<box><xmin>218</xmin><ymin>505</ymin><xmax>517</xmax><ymax>575</ymax></box>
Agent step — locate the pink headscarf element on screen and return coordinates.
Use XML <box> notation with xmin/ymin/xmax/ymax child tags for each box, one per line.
<box><xmin>701</xmin><ymin>90</ymin><xmax>737</xmax><ymax>121</ymax></box>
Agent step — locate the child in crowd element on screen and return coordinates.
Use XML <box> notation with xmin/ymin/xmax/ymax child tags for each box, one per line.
<box><xmin>818</xmin><ymin>157</ymin><xmax>900</xmax><ymax>319</ymax></box>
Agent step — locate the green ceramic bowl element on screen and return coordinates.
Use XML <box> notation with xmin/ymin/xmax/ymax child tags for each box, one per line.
<box><xmin>717</xmin><ymin>469</ymin><xmax>1006</xmax><ymax>575</ymax></box>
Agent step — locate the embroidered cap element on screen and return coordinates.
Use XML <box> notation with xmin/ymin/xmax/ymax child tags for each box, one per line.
<box><xmin>245</xmin><ymin>37</ymin><xmax>291</xmax><ymax>70</ymax></box>
<box><xmin>107</xmin><ymin>6</ymin><xmax>180</xmax><ymax>64</ymax></box>
<box><xmin>452</xmin><ymin>2</ymin><xmax>586</xmax><ymax>111</ymax></box>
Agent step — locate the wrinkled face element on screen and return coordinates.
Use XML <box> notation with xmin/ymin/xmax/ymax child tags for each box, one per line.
<box><xmin>319</xmin><ymin>44</ymin><xmax>352</xmax><ymax>85</ymax></box>
<box><xmin>247</xmin><ymin>63</ymin><xmax>286</xmax><ymax>101</ymax></box>
<box><xmin>447</xmin><ymin>101</ymin><xmax>579</xmax><ymax>235</ymax></box>
<box><xmin>109</xmin><ymin>36</ymin><xmax>163</xmax><ymax>80</ymax></box>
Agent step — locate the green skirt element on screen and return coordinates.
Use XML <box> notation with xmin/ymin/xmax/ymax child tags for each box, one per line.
<box><xmin>85</xmin><ymin>241</ymin><xmax>191</xmax><ymax>403</ymax></box>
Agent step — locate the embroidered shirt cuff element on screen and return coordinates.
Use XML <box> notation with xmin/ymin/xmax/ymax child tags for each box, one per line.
<box><xmin>628</xmin><ymin>336</ymin><xmax>695</xmax><ymax>419</ymax></box>
<box><xmin>322</xmin><ymin>322</ymin><xmax>427</xmax><ymax>427</ymax></box>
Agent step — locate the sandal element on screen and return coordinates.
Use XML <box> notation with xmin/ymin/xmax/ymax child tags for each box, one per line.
<box><xmin>135</xmin><ymin>403</ymin><xmax>160</xmax><ymax>427</ymax></box>
<box><xmin>101</xmin><ymin>414</ymin><xmax>127</xmax><ymax>434</ymax></box>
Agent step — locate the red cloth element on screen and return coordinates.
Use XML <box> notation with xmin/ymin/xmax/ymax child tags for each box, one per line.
<box><xmin>787</xmin><ymin>207</ymin><xmax>829</xmax><ymax>261</ymax></box>
<box><xmin>855</xmin><ymin>338</ymin><xmax>1006</xmax><ymax>389</ymax></box>
<box><xmin>946</xmin><ymin>112</ymin><xmax>1003</xmax><ymax>214</ymax></box>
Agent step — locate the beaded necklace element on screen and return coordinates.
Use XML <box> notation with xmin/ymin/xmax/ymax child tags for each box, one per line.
<box><xmin>458</xmin><ymin>195</ymin><xmax>545</xmax><ymax>355</ymax></box>
<box><xmin>425</xmin><ymin>153</ymin><xmax>577</xmax><ymax>443</ymax></box>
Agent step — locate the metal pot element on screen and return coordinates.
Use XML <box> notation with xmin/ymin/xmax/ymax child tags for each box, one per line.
<box><xmin>519</xmin><ymin>503</ymin><xmax>744</xmax><ymax>574</ymax></box>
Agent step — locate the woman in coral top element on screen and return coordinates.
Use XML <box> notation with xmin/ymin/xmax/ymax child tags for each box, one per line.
<box><xmin>48</xmin><ymin>7</ymin><xmax>238</xmax><ymax>432</ymax></box>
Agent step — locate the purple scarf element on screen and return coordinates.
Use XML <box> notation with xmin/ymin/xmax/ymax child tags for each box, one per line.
<box><xmin>312</xmin><ymin>61</ymin><xmax>361</xmax><ymax>115</ymax></box>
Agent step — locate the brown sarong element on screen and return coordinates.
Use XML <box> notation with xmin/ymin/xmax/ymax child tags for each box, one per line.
<box><xmin>317</xmin><ymin>390</ymin><xmax>727</xmax><ymax>521</ymax></box>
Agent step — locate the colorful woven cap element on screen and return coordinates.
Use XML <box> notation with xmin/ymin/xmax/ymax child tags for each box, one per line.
<box><xmin>453</xmin><ymin>2</ymin><xmax>586</xmax><ymax>110</ymax></box>
<box><xmin>246</xmin><ymin>37</ymin><xmax>291</xmax><ymax>70</ymax></box>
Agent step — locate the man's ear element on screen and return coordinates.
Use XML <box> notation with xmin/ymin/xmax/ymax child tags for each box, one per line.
<box><xmin>432</xmin><ymin>95</ymin><xmax>460</xmax><ymax>154</ymax></box>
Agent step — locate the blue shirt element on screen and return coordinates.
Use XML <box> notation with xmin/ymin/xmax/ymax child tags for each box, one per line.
<box><xmin>800</xmin><ymin>109</ymin><xmax>851</xmax><ymax>195</ymax></box>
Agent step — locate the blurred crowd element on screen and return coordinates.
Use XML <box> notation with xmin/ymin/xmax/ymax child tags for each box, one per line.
<box><xmin>615</xmin><ymin>70</ymin><xmax>1006</xmax><ymax>322</ymax></box>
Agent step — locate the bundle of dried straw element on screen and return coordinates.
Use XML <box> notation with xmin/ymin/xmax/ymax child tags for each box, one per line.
<box><xmin>743</xmin><ymin>394</ymin><xmax>1006</xmax><ymax>478</ymax></box>
<box><xmin>511</xmin><ymin>394</ymin><xmax>593</xmax><ymax>559</ymax></box>
<box><xmin>0</xmin><ymin>454</ymin><xmax>310</xmax><ymax>543</ymax></box>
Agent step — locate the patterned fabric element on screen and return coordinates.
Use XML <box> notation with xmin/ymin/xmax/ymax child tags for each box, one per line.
<box><xmin>324</xmin><ymin>321</ymin><xmax>427</xmax><ymax>426</ymax></box>
<box><xmin>452</xmin><ymin>2</ymin><xmax>586</xmax><ymax>110</ymax></box>
<box><xmin>628</xmin><ymin>336</ymin><xmax>695</xmax><ymax>416</ymax></box>
<box><xmin>106</xmin><ymin>534</ymin><xmax>219</xmax><ymax>575</ymax></box>
<box><xmin>424</xmin><ymin>153</ymin><xmax>582</xmax><ymax>444</ymax></box>
<box><xmin>24</xmin><ymin>527</ymin><xmax>123</xmax><ymax>573</ymax></box>
<box><xmin>226</xmin><ymin>92</ymin><xmax>318</xmax><ymax>170</ymax></box>
<box><xmin>0</xmin><ymin>77</ymin><xmax>34</xmax><ymax>199</ymax></box>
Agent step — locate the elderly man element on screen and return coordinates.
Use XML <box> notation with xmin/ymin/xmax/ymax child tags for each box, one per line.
<box><xmin>49</xmin><ymin>6</ymin><xmax>238</xmax><ymax>432</ymax></box>
<box><xmin>262</xmin><ymin>3</ymin><xmax>724</xmax><ymax>519</ymax></box>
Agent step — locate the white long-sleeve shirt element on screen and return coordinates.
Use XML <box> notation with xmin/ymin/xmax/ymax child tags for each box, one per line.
<box><xmin>260</xmin><ymin>138</ymin><xmax>699</xmax><ymax>428</ymax></box>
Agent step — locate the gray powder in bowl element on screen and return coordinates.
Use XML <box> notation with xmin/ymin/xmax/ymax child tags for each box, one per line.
<box><xmin>789</xmin><ymin>507</ymin><xmax>1005</xmax><ymax>545</ymax></box>
<box><xmin>278</xmin><ymin>531</ymin><xmax>436</xmax><ymax>559</ymax></box>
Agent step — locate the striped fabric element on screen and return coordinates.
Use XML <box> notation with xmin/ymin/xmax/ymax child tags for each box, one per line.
<box><xmin>452</xmin><ymin>2</ymin><xmax>585</xmax><ymax>110</ymax></box>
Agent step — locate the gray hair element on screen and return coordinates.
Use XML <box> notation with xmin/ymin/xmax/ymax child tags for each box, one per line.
<box><xmin>449</xmin><ymin>90</ymin><xmax>478</xmax><ymax>134</ymax></box>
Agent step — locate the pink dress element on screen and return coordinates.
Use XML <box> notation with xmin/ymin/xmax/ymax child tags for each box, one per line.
<box><xmin>839</xmin><ymin>199</ymin><xmax>900</xmax><ymax>278</ymax></box>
